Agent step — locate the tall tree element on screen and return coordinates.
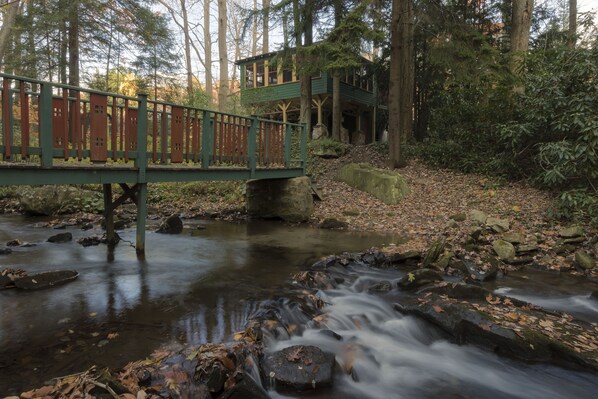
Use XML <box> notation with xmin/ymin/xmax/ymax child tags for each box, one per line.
<box><xmin>0</xmin><ymin>0</ymin><xmax>20</xmax><ymax>67</ymax></box>
<box><xmin>262</xmin><ymin>0</ymin><xmax>269</xmax><ymax>53</ymax></box>
<box><xmin>68</xmin><ymin>0</ymin><xmax>79</xmax><ymax>87</ymax></box>
<box><xmin>218</xmin><ymin>0</ymin><xmax>229</xmax><ymax>111</ymax></box>
<box><xmin>204</xmin><ymin>0</ymin><xmax>214</xmax><ymax>104</ymax></box>
<box><xmin>388</xmin><ymin>0</ymin><xmax>414</xmax><ymax>168</ymax></box>
<box><xmin>510</xmin><ymin>0</ymin><xmax>534</xmax><ymax>72</ymax></box>
<box><xmin>568</xmin><ymin>0</ymin><xmax>576</xmax><ymax>48</ymax></box>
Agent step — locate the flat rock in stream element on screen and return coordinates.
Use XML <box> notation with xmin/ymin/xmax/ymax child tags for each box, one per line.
<box><xmin>47</xmin><ymin>232</ymin><xmax>72</xmax><ymax>243</ymax></box>
<box><xmin>262</xmin><ymin>345</ymin><xmax>335</xmax><ymax>392</ymax></box>
<box><xmin>13</xmin><ymin>270</ymin><xmax>78</xmax><ymax>290</ymax></box>
<box><xmin>397</xmin><ymin>269</ymin><xmax>443</xmax><ymax>290</ymax></box>
<box><xmin>395</xmin><ymin>283</ymin><xmax>598</xmax><ymax>372</ymax></box>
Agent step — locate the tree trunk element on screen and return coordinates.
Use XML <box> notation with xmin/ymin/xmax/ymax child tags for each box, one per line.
<box><xmin>568</xmin><ymin>0</ymin><xmax>577</xmax><ymax>48</ymax></box>
<box><xmin>331</xmin><ymin>0</ymin><xmax>342</xmax><ymax>141</ymax></box>
<box><xmin>181</xmin><ymin>0</ymin><xmax>193</xmax><ymax>96</ymax></box>
<box><xmin>217</xmin><ymin>0</ymin><xmax>229</xmax><ymax>112</ymax></box>
<box><xmin>0</xmin><ymin>0</ymin><xmax>20</xmax><ymax>67</ymax></box>
<box><xmin>204</xmin><ymin>0</ymin><xmax>213</xmax><ymax>105</ymax></box>
<box><xmin>388</xmin><ymin>0</ymin><xmax>414</xmax><ymax>168</ymax></box>
<box><xmin>262</xmin><ymin>0</ymin><xmax>270</xmax><ymax>53</ymax></box>
<box><xmin>298</xmin><ymin>0</ymin><xmax>313</xmax><ymax>135</ymax></box>
<box><xmin>252</xmin><ymin>0</ymin><xmax>258</xmax><ymax>56</ymax></box>
<box><xmin>510</xmin><ymin>0</ymin><xmax>534</xmax><ymax>73</ymax></box>
<box><xmin>68</xmin><ymin>0</ymin><xmax>80</xmax><ymax>87</ymax></box>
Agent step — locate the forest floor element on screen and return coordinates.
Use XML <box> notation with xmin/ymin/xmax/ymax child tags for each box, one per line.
<box><xmin>308</xmin><ymin>144</ymin><xmax>596</xmax><ymax>276</ymax></box>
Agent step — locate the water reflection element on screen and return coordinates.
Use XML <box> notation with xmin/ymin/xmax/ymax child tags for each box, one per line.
<box><xmin>0</xmin><ymin>215</ymin><xmax>397</xmax><ymax>394</ymax></box>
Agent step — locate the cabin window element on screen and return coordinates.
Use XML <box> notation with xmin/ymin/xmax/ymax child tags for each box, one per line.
<box><xmin>282</xmin><ymin>68</ymin><xmax>293</xmax><ymax>83</ymax></box>
<box><xmin>245</xmin><ymin>64</ymin><xmax>254</xmax><ymax>88</ymax></box>
<box><xmin>268</xmin><ymin>62</ymin><xmax>278</xmax><ymax>85</ymax></box>
<box><xmin>256</xmin><ymin>61</ymin><xmax>265</xmax><ymax>87</ymax></box>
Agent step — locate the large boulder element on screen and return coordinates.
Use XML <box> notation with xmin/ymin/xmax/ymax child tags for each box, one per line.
<box><xmin>156</xmin><ymin>215</ymin><xmax>184</xmax><ymax>234</ymax></box>
<box><xmin>246</xmin><ymin>177</ymin><xmax>314</xmax><ymax>223</ymax></box>
<box><xmin>492</xmin><ymin>240</ymin><xmax>516</xmax><ymax>261</ymax></box>
<box><xmin>261</xmin><ymin>345</ymin><xmax>335</xmax><ymax>392</ymax></box>
<box><xmin>336</xmin><ymin>163</ymin><xmax>409</xmax><ymax>205</ymax></box>
<box><xmin>16</xmin><ymin>185</ymin><xmax>102</xmax><ymax>216</ymax></box>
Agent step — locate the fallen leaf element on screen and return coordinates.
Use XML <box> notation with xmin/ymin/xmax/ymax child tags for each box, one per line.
<box><xmin>286</xmin><ymin>347</ymin><xmax>303</xmax><ymax>362</ymax></box>
<box><xmin>108</xmin><ymin>332</ymin><xmax>119</xmax><ymax>339</ymax></box>
<box><xmin>432</xmin><ymin>305</ymin><xmax>444</xmax><ymax>313</ymax></box>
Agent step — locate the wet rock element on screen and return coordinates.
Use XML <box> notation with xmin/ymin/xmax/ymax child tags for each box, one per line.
<box><xmin>262</xmin><ymin>345</ymin><xmax>335</xmax><ymax>392</ymax></box>
<box><xmin>219</xmin><ymin>374</ymin><xmax>270</xmax><ymax>399</ymax></box>
<box><xmin>575</xmin><ymin>251</ymin><xmax>596</xmax><ymax>270</ymax></box>
<box><xmin>435</xmin><ymin>252</ymin><xmax>454</xmax><ymax>271</ymax></box>
<box><xmin>502</xmin><ymin>232</ymin><xmax>525</xmax><ymax>244</ymax></box>
<box><xmin>360</xmin><ymin>249</ymin><xmax>387</xmax><ymax>267</ymax></box>
<box><xmin>517</xmin><ymin>244</ymin><xmax>538</xmax><ymax>254</ymax></box>
<box><xmin>197</xmin><ymin>361</ymin><xmax>228</xmax><ymax>393</ymax></box>
<box><xmin>78</xmin><ymin>235</ymin><xmax>111</xmax><ymax>247</ymax></box>
<box><xmin>318</xmin><ymin>329</ymin><xmax>343</xmax><ymax>341</ymax></box>
<box><xmin>560</xmin><ymin>226</ymin><xmax>584</xmax><ymax>238</ymax></box>
<box><xmin>47</xmin><ymin>232</ymin><xmax>73</xmax><ymax>243</ymax></box>
<box><xmin>6</xmin><ymin>239</ymin><xmax>21</xmax><ymax>247</ymax></box>
<box><xmin>463</xmin><ymin>257</ymin><xmax>499</xmax><ymax>282</ymax></box>
<box><xmin>492</xmin><ymin>240</ymin><xmax>516</xmax><ymax>261</ymax></box>
<box><xmin>447</xmin><ymin>258</ymin><xmax>469</xmax><ymax>274</ymax></box>
<box><xmin>449</xmin><ymin>213</ymin><xmax>467</xmax><ymax>222</ymax></box>
<box><xmin>81</xmin><ymin>222</ymin><xmax>94</xmax><ymax>231</ymax></box>
<box><xmin>486</xmin><ymin>217</ymin><xmax>510</xmax><ymax>233</ymax></box>
<box><xmin>0</xmin><ymin>247</ymin><xmax>12</xmax><ymax>255</ymax></box>
<box><xmin>591</xmin><ymin>291</ymin><xmax>598</xmax><ymax>301</ymax></box>
<box><xmin>387</xmin><ymin>250</ymin><xmax>421</xmax><ymax>265</ymax></box>
<box><xmin>311</xmin><ymin>255</ymin><xmax>339</xmax><ymax>270</ymax></box>
<box><xmin>156</xmin><ymin>215</ymin><xmax>183</xmax><ymax>234</ymax></box>
<box><xmin>397</xmin><ymin>269</ymin><xmax>443</xmax><ymax>290</ymax></box>
<box><xmin>367</xmin><ymin>280</ymin><xmax>392</xmax><ymax>293</ymax></box>
<box><xmin>470</xmin><ymin>210</ymin><xmax>487</xmax><ymax>224</ymax></box>
<box><xmin>319</xmin><ymin>218</ymin><xmax>348</xmax><ymax>229</ymax></box>
<box><xmin>53</xmin><ymin>223</ymin><xmax>67</xmax><ymax>230</ymax></box>
<box><xmin>136</xmin><ymin>369</ymin><xmax>152</xmax><ymax>386</ymax></box>
<box><xmin>0</xmin><ymin>275</ymin><xmax>12</xmax><ymax>288</ymax></box>
<box><xmin>89</xmin><ymin>369</ymin><xmax>130</xmax><ymax>397</ymax></box>
<box><xmin>423</xmin><ymin>237</ymin><xmax>446</xmax><ymax>267</ymax></box>
<box><xmin>13</xmin><ymin>270</ymin><xmax>78</xmax><ymax>290</ymax></box>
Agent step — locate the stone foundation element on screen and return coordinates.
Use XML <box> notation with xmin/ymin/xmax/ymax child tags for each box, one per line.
<box><xmin>246</xmin><ymin>176</ymin><xmax>314</xmax><ymax>222</ymax></box>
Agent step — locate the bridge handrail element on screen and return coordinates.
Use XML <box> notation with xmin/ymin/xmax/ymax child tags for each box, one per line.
<box><xmin>0</xmin><ymin>73</ymin><xmax>308</xmax><ymax>175</ymax></box>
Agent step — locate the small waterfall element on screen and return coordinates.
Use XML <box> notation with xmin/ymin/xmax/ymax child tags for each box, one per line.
<box><xmin>264</xmin><ymin>272</ymin><xmax>598</xmax><ymax>399</ymax></box>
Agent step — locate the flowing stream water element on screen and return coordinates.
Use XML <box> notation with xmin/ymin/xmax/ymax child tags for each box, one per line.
<box><xmin>1</xmin><ymin>215</ymin><xmax>597</xmax><ymax>397</ymax></box>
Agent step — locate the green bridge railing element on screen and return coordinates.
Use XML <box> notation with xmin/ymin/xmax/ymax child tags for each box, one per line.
<box><xmin>0</xmin><ymin>73</ymin><xmax>308</xmax><ymax>176</ymax></box>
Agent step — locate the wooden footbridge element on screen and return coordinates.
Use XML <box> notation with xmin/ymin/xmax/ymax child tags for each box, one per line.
<box><xmin>0</xmin><ymin>73</ymin><xmax>307</xmax><ymax>253</ymax></box>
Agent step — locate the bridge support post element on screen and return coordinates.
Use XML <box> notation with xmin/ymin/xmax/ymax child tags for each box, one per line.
<box><xmin>102</xmin><ymin>184</ymin><xmax>118</xmax><ymax>245</ymax></box>
<box><xmin>135</xmin><ymin>183</ymin><xmax>148</xmax><ymax>254</ymax></box>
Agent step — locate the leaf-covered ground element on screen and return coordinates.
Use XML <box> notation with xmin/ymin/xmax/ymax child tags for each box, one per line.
<box><xmin>309</xmin><ymin>145</ymin><xmax>596</xmax><ymax>276</ymax></box>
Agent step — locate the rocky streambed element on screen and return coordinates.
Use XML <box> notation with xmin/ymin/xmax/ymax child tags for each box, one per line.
<box><xmin>13</xmin><ymin>247</ymin><xmax>598</xmax><ymax>399</ymax></box>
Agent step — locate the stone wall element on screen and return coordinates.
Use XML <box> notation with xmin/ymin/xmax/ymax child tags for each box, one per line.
<box><xmin>246</xmin><ymin>176</ymin><xmax>314</xmax><ymax>222</ymax></box>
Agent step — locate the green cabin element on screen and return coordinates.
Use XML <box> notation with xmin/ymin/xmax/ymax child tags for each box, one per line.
<box><xmin>236</xmin><ymin>50</ymin><xmax>378</xmax><ymax>143</ymax></box>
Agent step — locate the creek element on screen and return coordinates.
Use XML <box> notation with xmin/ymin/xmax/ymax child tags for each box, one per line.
<box><xmin>1</xmin><ymin>215</ymin><xmax>597</xmax><ymax>398</ymax></box>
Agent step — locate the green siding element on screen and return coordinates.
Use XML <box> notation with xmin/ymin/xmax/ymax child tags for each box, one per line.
<box><xmin>240</xmin><ymin>77</ymin><xmax>328</xmax><ymax>105</ymax></box>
